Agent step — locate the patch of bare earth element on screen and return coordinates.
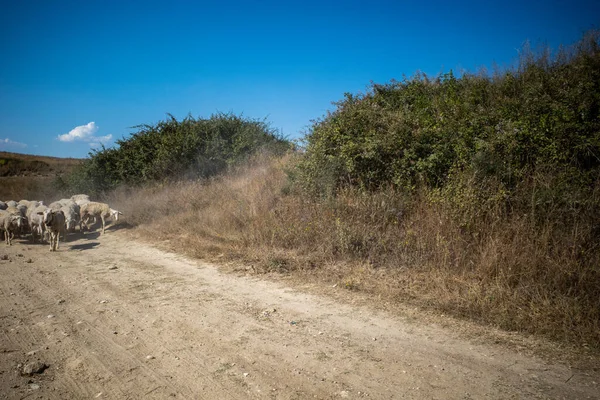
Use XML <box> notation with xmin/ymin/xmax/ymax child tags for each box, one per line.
<box><xmin>0</xmin><ymin>230</ymin><xmax>598</xmax><ymax>399</ymax></box>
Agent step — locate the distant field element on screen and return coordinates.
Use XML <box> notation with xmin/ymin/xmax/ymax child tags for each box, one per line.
<box><xmin>0</xmin><ymin>151</ymin><xmax>82</xmax><ymax>200</ymax></box>
<box><xmin>0</xmin><ymin>151</ymin><xmax>82</xmax><ymax>177</ymax></box>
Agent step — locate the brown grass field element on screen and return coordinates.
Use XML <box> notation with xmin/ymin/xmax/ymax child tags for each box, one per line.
<box><xmin>0</xmin><ymin>151</ymin><xmax>81</xmax><ymax>200</ymax></box>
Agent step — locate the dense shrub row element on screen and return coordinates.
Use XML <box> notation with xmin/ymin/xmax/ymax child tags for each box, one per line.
<box><xmin>62</xmin><ymin>113</ymin><xmax>290</xmax><ymax>196</ymax></box>
<box><xmin>295</xmin><ymin>32</ymin><xmax>600</xmax><ymax>203</ymax></box>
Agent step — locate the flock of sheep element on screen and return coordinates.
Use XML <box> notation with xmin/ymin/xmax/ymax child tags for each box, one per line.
<box><xmin>0</xmin><ymin>194</ymin><xmax>122</xmax><ymax>251</ymax></box>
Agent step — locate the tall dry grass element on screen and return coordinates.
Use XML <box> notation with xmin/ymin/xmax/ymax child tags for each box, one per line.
<box><xmin>111</xmin><ymin>154</ymin><xmax>600</xmax><ymax>348</ymax></box>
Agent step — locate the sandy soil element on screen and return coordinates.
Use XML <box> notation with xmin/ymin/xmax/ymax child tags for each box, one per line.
<box><xmin>1</xmin><ymin>228</ymin><xmax>598</xmax><ymax>399</ymax></box>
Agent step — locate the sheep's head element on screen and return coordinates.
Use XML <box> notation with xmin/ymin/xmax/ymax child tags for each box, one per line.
<box><xmin>41</xmin><ymin>209</ymin><xmax>52</xmax><ymax>225</ymax></box>
<box><xmin>110</xmin><ymin>209</ymin><xmax>123</xmax><ymax>221</ymax></box>
<box><xmin>10</xmin><ymin>215</ymin><xmax>23</xmax><ymax>228</ymax></box>
<box><xmin>41</xmin><ymin>209</ymin><xmax>62</xmax><ymax>226</ymax></box>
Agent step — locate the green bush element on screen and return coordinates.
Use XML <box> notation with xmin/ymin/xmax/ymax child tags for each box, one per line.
<box><xmin>65</xmin><ymin>113</ymin><xmax>290</xmax><ymax>196</ymax></box>
<box><xmin>295</xmin><ymin>31</ymin><xmax>600</xmax><ymax>202</ymax></box>
<box><xmin>286</xmin><ymin>31</ymin><xmax>600</xmax><ymax>345</ymax></box>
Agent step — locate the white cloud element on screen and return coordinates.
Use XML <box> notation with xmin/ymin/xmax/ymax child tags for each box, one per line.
<box><xmin>0</xmin><ymin>138</ymin><xmax>27</xmax><ymax>149</ymax></box>
<box><xmin>97</xmin><ymin>134</ymin><xmax>112</xmax><ymax>144</ymax></box>
<box><xmin>58</xmin><ymin>121</ymin><xmax>98</xmax><ymax>142</ymax></box>
<box><xmin>58</xmin><ymin>122</ymin><xmax>112</xmax><ymax>145</ymax></box>
<box><xmin>89</xmin><ymin>134</ymin><xmax>113</xmax><ymax>149</ymax></box>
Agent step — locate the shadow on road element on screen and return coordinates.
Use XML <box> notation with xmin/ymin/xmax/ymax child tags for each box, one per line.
<box><xmin>106</xmin><ymin>222</ymin><xmax>134</xmax><ymax>232</ymax></box>
<box><xmin>80</xmin><ymin>221</ymin><xmax>133</xmax><ymax>235</ymax></box>
<box><xmin>69</xmin><ymin>242</ymin><xmax>100</xmax><ymax>251</ymax></box>
<box><xmin>81</xmin><ymin>231</ymin><xmax>101</xmax><ymax>240</ymax></box>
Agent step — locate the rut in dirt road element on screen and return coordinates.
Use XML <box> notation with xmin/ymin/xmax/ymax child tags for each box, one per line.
<box><xmin>1</xmin><ymin>231</ymin><xmax>599</xmax><ymax>399</ymax></box>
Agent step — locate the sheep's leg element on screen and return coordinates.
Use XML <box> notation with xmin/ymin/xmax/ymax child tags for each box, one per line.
<box><xmin>80</xmin><ymin>214</ymin><xmax>88</xmax><ymax>232</ymax></box>
<box><xmin>101</xmin><ymin>216</ymin><xmax>106</xmax><ymax>234</ymax></box>
<box><xmin>84</xmin><ymin>214</ymin><xmax>98</xmax><ymax>231</ymax></box>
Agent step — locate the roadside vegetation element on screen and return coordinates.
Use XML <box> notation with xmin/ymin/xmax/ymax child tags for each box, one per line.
<box><xmin>14</xmin><ymin>30</ymin><xmax>600</xmax><ymax>349</ymax></box>
<box><xmin>58</xmin><ymin>112</ymin><xmax>289</xmax><ymax>196</ymax></box>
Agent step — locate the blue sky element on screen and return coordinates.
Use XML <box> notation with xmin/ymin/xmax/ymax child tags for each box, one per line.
<box><xmin>0</xmin><ymin>0</ymin><xmax>598</xmax><ymax>158</ymax></box>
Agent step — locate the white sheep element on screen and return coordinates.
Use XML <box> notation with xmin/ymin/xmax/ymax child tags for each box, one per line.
<box><xmin>6</xmin><ymin>205</ymin><xmax>26</xmax><ymax>218</ymax></box>
<box><xmin>80</xmin><ymin>202</ymin><xmax>122</xmax><ymax>234</ymax></box>
<box><xmin>29</xmin><ymin>205</ymin><xmax>49</xmax><ymax>243</ymax></box>
<box><xmin>48</xmin><ymin>198</ymin><xmax>76</xmax><ymax>212</ymax></box>
<box><xmin>19</xmin><ymin>200</ymin><xmax>43</xmax><ymax>218</ymax></box>
<box><xmin>16</xmin><ymin>204</ymin><xmax>28</xmax><ymax>218</ymax></box>
<box><xmin>18</xmin><ymin>199</ymin><xmax>42</xmax><ymax>209</ymax></box>
<box><xmin>71</xmin><ymin>194</ymin><xmax>91</xmax><ymax>206</ymax></box>
<box><xmin>0</xmin><ymin>210</ymin><xmax>9</xmax><ymax>242</ymax></box>
<box><xmin>48</xmin><ymin>202</ymin><xmax>61</xmax><ymax>211</ymax></box>
<box><xmin>0</xmin><ymin>211</ymin><xmax>24</xmax><ymax>245</ymax></box>
<box><xmin>60</xmin><ymin>203</ymin><xmax>81</xmax><ymax>233</ymax></box>
<box><xmin>28</xmin><ymin>211</ymin><xmax>45</xmax><ymax>243</ymax></box>
<box><xmin>41</xmin><ymin>209</ymin><xmax>66</xmax><ymax>251</ymax></box>
<box><xmin>59</xmin><ymin>198</ymin><xmax>76</xmax><ymax>206</ymax></box>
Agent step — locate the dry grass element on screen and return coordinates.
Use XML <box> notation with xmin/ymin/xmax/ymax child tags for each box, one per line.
<box><xmin>0</xmin><ymin>152</ymin><xmax>81</xmax><ymax>201</ymax></box>
<box><xmin>0</xmin><ymin>151</ymin><xmax>82</xmax><ymax>165</ymax></box>
<box><xmin>109</xmin><ymin>153</ymin><xmax>600</xmax><ymax>351</ymax></box>
<box><xmin>0</xmin><ymin>151</ymin><xmax>81</xmax><ymax>177</ymax></box>
<box><xmin>0</xmin><ymin>176</ymin><xmax>67</xmax><ymax>202</ymax></box>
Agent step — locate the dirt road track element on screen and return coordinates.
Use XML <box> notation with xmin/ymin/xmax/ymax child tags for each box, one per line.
<box><xmin>1</xmin><ymin>230</ymin><xmax>598</xmax><ymax>399</ymax></box>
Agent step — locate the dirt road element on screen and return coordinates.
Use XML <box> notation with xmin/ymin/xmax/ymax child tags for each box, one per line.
<box><xmin>1</xmin><ymin>229</ymin><xmax>598</xmax><ymax>399</ymax></box>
